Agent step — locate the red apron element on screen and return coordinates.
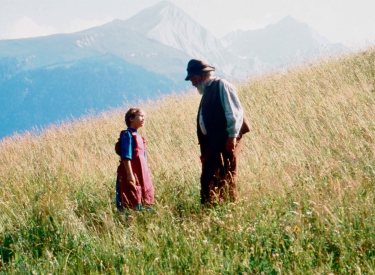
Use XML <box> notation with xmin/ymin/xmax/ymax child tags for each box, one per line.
<box><xmin>117</xmin><ymin>131</ymin><xmax>154</xmax><ymax>208</ymax></box>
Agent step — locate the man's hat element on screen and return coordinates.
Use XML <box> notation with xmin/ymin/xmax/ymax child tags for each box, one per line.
<box><xmin>185</xmin><ymin>59</ymin><xmax>215</xmax><ymax>81</ymax></box>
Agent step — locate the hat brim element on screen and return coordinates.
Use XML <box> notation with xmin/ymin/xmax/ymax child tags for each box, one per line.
<box><xmin>185</xmin><ymin>66</ymin><xmax>215</xmax><ymax>81</ymax></box>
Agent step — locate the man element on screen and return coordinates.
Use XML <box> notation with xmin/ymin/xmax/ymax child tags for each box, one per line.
<box><xmin>185</xmin><ymin>59</ymin><xmax>249</xmax><ymax>205</ymax></box>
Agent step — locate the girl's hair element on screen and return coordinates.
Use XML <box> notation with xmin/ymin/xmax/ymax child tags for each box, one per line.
<box><xmin>125</xmin><ymin>107</ymin><xmax>142</xmax><ymax>127</ymax></box>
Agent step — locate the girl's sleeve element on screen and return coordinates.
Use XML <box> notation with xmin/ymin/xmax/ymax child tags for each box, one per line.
<box><xmin>120</xmin><ymin>131</ymin><xmax>133</xmax><ymax>160</ymax></box>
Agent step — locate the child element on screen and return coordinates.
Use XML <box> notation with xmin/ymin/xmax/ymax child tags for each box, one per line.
<box><xmin>116</xmin><ymin>107</ymin><xmax>154</xmax><ymax>211</ymax></box>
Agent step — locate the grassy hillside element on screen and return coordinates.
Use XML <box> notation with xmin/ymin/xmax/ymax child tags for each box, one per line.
<box><xmin>1</xmin><ymin>48</ymin><xmax>375</xmax><ymax>274</ymax></box>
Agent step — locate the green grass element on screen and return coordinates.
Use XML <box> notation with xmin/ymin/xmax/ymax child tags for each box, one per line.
<box><xmin>1</xmin><ymin>48</ymin><xmax>375</xmax><ymax>274</ymax></box>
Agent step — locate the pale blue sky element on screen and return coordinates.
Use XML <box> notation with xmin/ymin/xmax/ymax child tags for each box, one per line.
<box><xmin>1</xmin><ymin>0</ymin><xmax>375</xmax><ymax>49</ymax></box>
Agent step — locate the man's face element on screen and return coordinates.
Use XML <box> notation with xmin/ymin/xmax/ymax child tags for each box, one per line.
<box><xmin>188</xmin><ymin>75</ymin><xmax>202</xmax><ymax>88</ymax></box>
<box><xmin>188</xmin><ymin>74</ymin><xmax>206</xmax><ymax>95</ymax></box>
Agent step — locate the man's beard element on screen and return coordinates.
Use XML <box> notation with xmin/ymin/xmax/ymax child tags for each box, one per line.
<box><xmin>196</xmin><ymin>81</ymin><xmax>206</xmax><ymax>95</ymax></box>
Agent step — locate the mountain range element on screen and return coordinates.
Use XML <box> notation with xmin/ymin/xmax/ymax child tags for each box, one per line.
<box><xmin>0</xmin><ymin>0</ymin><xmax>346</xmax><ymax>140</ymax></box>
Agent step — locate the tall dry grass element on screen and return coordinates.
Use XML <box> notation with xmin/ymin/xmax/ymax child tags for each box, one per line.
<box><xmin>1</xmin><ymin>48</ymin><xmax>375</xmax><ymax>274</ymax></box>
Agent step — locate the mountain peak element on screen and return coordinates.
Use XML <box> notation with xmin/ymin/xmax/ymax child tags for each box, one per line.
<box><xmin>122</xmin><ymin>0</ymin><xmax>229</xmax><ymax>74</ymax></box>
<box><xmin>221</xmin><ymin>14</ymin><xmax>345</xmax><ymax>68</ymax></box>
<box><xmin>277</xmin><ymin>15</ymin><xmax>300</xmax><ymax>25</ymax></box>
<box><xmin>268</xmin><ymin>16</ymin><xmax>307</xmax><ymax>31</ymax></box>
<box><xmin>123</xmin><ymin>1</ymin><xmax>186</xmax><ymax>34</ymax></box>
<box><xmin>151</xmin><ymin>0</ymin><xmax>175</xmax><ymax>9</ymax></box>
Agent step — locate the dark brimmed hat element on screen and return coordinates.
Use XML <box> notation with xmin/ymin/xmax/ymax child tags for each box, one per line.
<box><xmin>185</xmin><ymin>59</ymin><xmax>215</xmax><ymax>81</ymax></box>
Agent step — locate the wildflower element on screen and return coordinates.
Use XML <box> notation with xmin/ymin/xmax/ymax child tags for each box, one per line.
<box><xmin>293</xmin><ymin>225</ymin><xmax>301</xmax><ymax>233</ymax></box>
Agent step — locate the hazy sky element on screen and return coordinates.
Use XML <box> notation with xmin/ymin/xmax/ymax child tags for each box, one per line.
<box><xmin>1</xmin><ymin>0</ymin><xmax>375</xmax><ymax>49</ymax></box>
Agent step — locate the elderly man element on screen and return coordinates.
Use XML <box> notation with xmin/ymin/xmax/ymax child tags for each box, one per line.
<box><xmin>185</xmin><ymin>59</ymin><xmax>249</xmax><ymax>205</ymax></box>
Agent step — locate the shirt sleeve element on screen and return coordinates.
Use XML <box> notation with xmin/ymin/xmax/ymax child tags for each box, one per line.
<box><xmin>120</xmin><ymin>131</ymin><xmax>134</xmax><ymax>160</ymax></box>
<box><xmin>219</xmin><ymin>79</ymin><xmax>244</xmax><ymax>138</ymax></box>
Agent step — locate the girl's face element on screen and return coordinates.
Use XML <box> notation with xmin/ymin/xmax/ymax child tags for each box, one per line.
<box><xmin>130</xmin><ymin>111</ymin><xmax>146</xmax><ymax>129</ymax></box>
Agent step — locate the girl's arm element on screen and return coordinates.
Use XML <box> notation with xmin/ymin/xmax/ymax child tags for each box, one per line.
<box><xmin>122</xmin><ymin>159</ymin><xmax>136</xmax><ymax>183</ymax></box>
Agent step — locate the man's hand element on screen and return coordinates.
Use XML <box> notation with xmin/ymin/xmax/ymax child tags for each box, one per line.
<box><xmin>226</xmin><ymin>137</ymin><xmax>237</xmax><ymax>153</ymax></box>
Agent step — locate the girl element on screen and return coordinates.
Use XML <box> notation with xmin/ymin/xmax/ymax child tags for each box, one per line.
<box><xmin>116</xmin><ymin>108</ymin><xmax>154</xmax><ymax>211</ymax></box>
